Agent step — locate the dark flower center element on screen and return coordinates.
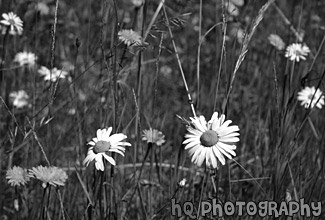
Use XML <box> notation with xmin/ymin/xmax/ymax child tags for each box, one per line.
<box><xmin>308</xmin><ymin>94</ymin><xmax>314</xmax><ymax>100</ymax></box>
<box><xmin>200</xmin><ymin>130</ymin><xmax>219</xmax><ymax>147</ymax></box>
<box><xmin>8</xmin><ymin>19</ymin><xmax>15</xmax><ymax>26</ymax></box>
<box><xmin>93</xmin><ymin>141</ymin><xmax>111</xmax><ymax>154</ymax></box>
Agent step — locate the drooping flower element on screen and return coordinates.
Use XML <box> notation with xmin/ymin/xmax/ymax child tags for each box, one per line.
<box><xmin>36</xmin><ymin>2</ymin><xmax>50</xmax><ymax>16</ymax></box>
<box><xmin>118</xmin><ymin>29</ymin><xmax>142</xmax><ymax>46</ymax></box>
<box><xmin>38</xmin><ymin>66</ymin><xmax>68</xmax><ymax>82</ymax></box>
<box><xmin>285</xmin><ymin>43</ymin><xmax>310</xmax><ymax>62</ymax></box>
<box><xmin>14</xmin><ymin>52</ymin><xmax>37</xmax><ymax>67</ymax></box>
<box><xmin>297</xmin><ymin>86</ymin><xmax>324</xmax><ymax>109</ymax></box>
<box><xmin>6</xmin><ymin>166</ymin><xmax>30</xmax><ymax>187</ymax></box>
<box><xmin>9</xmin><ymin>90</ymin><xmax>30</xmax><ymax>108</ymax></box>
<box><xmin>29</xmin><ymin>166</ymin><xmax>68</xmax><ymax>188</ymax></box>
<box><xmin>0</xmin><ymin>12</ymin><xmax>23</xmax><ymax>35</ymax></box>
<box><xmin>83</xmin><ymin>128</ymin><xmax>131</xmax><ymax>171</ymax></box>
<box><xmin>268</xmin><ymin>34</ymin><xmax>285</xmax><ymax>50</ymax></box>
<box><xmin>183</xmin><ymin>112</ymin><xmax>240</xmax><ymax>169</ymax></box>
<box><xmin>142</xmin><ymin>128</ymin><xmax>165</xmax><ymax>146</ymax></box>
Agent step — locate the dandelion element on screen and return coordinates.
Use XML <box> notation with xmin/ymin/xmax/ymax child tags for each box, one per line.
<box><xmin>29</xmin><ymin>166</ymin><xmax>68</xmax><ymax>188</ymax></box>
<box><xmin>14</xmin><ymin>52</ymin><xmax>37</xmax><ymax>67</ymax></box>
<box><xmin>268</xmin><ymin>34</ymin><xmax>285</xmax><ymax>50</ymax></box>
<box><xmin>142</xmin><ymin>128</ymin><xmax>166</xmax><ymax>146</ymax></box>
<box><xmin>9</xmin><ymin>90</ymin><xmax>30</xmax><ymax>108</ymax></box>
<box><xmin>38</xmin><ymin>66</ymin><xmax>68</xmax><ymax>82</ymax></box>
<box><xmin>83</xmin><ymin>127</ymin><xmax>131</xmax><ymax>171</ymax></box>
<box><xmin>6</xmin><ymin>166</ymin><xmax>30</xmax><ymax>186</ymax></box>
<box><xmin>0</xmin><ymin>12</ymin><xmax>23</xmax><ymax>35</ymax></box>
<box><xmin>297</xmin><ymin>86</ymin><xmax>324</xmax><ymax>109</ymax></box>
<box><xmin>183</xmin><ymin>112</ymin><xmax>240</xmax><ymax>169</ymax></box>
<box><xmin>118</xmin><ymin>29</ymin><xmax>142</xmax><ymax>46</ymax></box>
<box><xmin>285</xmin><ymin>43</ymin><xmax>310</xmax><ymax>62</ymax></box>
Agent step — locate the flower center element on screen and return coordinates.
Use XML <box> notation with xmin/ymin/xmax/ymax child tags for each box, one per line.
<box><xmin>200</xmin><ymin>130</ymin><xmax>219</xmax><ymax>147</ymax></box>
<box><xmin>93</xmin><ymin>141</ymin><xmax>111</xmax><ymax>154</ymax></box>
<box><xmin>8</xmin><ymin>19</ymin><xmax>15</xmax><ymax>26</ymax></box>
<box><xmin>308</xmin><ymin>94</ymin><xmax>314</xmax><ymax>100</ymax></box>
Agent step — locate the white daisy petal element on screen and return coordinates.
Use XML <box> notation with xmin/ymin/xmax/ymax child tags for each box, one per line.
<box><xmin>212</xmin><ymin>146</ymin><xmax>226</xmax><ymax>165</ymax></box>
<box><xmin>184</xmin><ymin>139</ymin><xmax>200</xmax><ymax>149</ymax></box>
<box><xmin>102</xmin><ymin>154</ymin><xmax>116</xmax><ymax>166</ymax></box>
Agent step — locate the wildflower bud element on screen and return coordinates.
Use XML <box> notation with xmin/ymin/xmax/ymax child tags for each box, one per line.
<box><xmin>14</xmin><ymin>199</ymin><xmax>19</xmax><ymax>211</ymax></box>
<box><xmin>178</xmin><ymin>178</ymin><xmax>186</xmax><ymax>187</ymax></box>
<box><xmin>285</xmin><ymin>190</ymin><xmax>292</xmax><ymax>203</ymax></box>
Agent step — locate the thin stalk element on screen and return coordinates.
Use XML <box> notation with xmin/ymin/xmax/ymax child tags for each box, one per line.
<box><xmin>110</xmin><ymin>0</ymin><xmax>119</xmax><ymax>218</ymax></box>
<box><xmin>56</xmin><ymin>188</ymin><xmax>66</xmax><ymax>220</ymax></box>
<box><xmin>72</xmin><ymin>38</ymin><xmax>83</xmax><ymax>165</ymax></box>
<box><xmin>289</xmin><ymin>60</ymin><xmax>295</xmax><ymax>95</ymax></box>
<box><xmin>196</xmin><ymin>170</ymin><xmax>207</xmax><ymax>219</ymax></box>
<box><xmin>162</xmin><ymin>6</ymin><xmax>196</xmax><ymax>117</ymax></box>
<box><xmin>214</xmin><ymin>0</ymin><xmax>227</xmax><ymax>112</ymax></box>
<box><xmin>196</xmin><ymin>0</ymin><xmax>202</xmax><ymax>108</ymax></box>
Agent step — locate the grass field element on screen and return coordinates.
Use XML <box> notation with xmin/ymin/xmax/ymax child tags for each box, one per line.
<box><xmin>0</xmin><ymin>0</ymin><xmax>325</xmax><ymax>219</ymax></box>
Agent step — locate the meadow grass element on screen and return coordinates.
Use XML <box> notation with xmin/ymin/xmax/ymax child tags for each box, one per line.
<box><xmin>0</xmin><ymin>0</ymin><xmax>325</xmax><ymax>219</ymax></box>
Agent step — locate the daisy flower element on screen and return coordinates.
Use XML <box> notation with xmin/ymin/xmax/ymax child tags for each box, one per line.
<box><xmin>297</xmin><ymin>86</ymin><xmax>324</xmax><ymax>109</ymax></box>
<box><xmin>9</xmin><ymin>90</ymin><xmax>30</xmax><ymax>108</ymax></box>
<box><xmin>268</xmin><ymin>34</ymin><xmax>285</xmax><ymax>50</ymax></box>
<box><xmin>14</xmin><ymin>52</ymin><xmax>37</xmax><ymax>67</ymax></box>
<box><xmin>29</xmin><ymin>166</ymin><xmax>68</xmax><ymax>188</ymax></box>
<box><xmin>285</xmin><ymin>43</ymin><xmax>310</xmax><ymax>62</ymax></box>
<box><xmin>0</xmin><ymin>12</ymin><xmax>23</xmax><ymax>35</ymax></box>
<box><xmin>38</xmin><ymin>66</ymin><xmax>68</xmax><ymax>82</ymax></box>
<box><xmin>6</xmin><ymin>166</ymin><xmax>30</xmax><ymax>187</ymax></box>
<box><xmin>83</xmin><ymin>127</ymin><xmax>131</xmax><ymax>171</ymax></box>
<box><xmin>183</xmin><ymin>112</ymin><xmax>240</xmax><ymax>169</ymax></box>
<box><xmin>118</xmin><ymin>29</ymin><xmax>142</xmax><ymax>46</ymax></box>
<box><xmin>142</xmin><ymin>128</ymin><xmax>166</xmax><ymax>146</ymax></box>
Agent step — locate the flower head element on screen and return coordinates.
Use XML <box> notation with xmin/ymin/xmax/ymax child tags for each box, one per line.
<box><xmin>131</xmin><ymin>0</ymin><xmax>144</xmax><ymax>7</ymax></box>
<box><xmin>0</xmin><ymin>12</ymin><xmax>23</xmax><ymax>35</ymax></box>
<box><xmin>9</xmin><ymin>90</ymin><xmax>30</xmax><ymax>108</ymax></box>
<box><xmin>6</xmin><ymin>166</ymin><xmax>30</xmax><ymax>186</ymax></box>
<box><xmin>268</xmin><ymin>34</ymin><xmax>285</xmax><ymax>50</ymax></box>
<box><xmin>224</xmin><ymin>0</ymin><xmax>244</xmax><ymax>17</ymax></box>
<box><xmin>178</xmin><ymin>178</ymin><xmax>187</xmax><ymax>187</ymax></box>
<box><xmin>183</xmin><ymin>112</ymin><xmax>240</xmax><ymax>169</ymax></box>
<box><xmin>83</xmin><ymin>128</ymin><xmax>131</xmax><ymax>171</ymax></box>
<box><xmin>142</xmin><ymin>128</ymin><xmax>165</xmax><ymax>146</ymax></box>
<box><xmin>118</xmin><ymin>29</ymin><xmax>143</xmax><ymax>46</ymax></box>
<box><xmin>297</xmin><ymin>86</ymin><xmax>324</xmax><ymax>109</ymax></box>
<box><xmin>285</xmin><ymin>43</ymin><xmax>310</xmax><ymax>62</ymax></box>
<box><xmin>14</xmin><ymin>52</ymin><xmax>37</xmax><ymax>67</ymax></box>
<box><xmin>38</xmin><ymin>66</ymin><xmax>68</xmax><ymax>82</ymax></box>
<box><xmin>36</xmin><ymin>2</ymin><xmax>50</xmax><ymax>16</ymax></box>
<box><xmin>29</xmin><ymin>166</ymin><xmax>68</xmax><ymax>188</ymax></box>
